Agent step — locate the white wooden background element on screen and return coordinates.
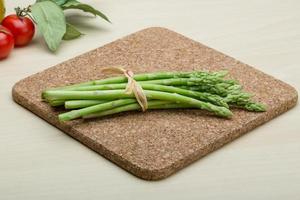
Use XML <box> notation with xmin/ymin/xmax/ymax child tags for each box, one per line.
<box><xmin>0</xmin><ymin>0</ymin><xmax>299</xmax><ymax>199</ymax></box>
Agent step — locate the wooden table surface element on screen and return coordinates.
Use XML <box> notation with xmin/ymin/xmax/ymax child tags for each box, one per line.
<box><xmin>1</xmin><ymin>0</ymin><xmax>299</xmax><ymax>199</ymax></box>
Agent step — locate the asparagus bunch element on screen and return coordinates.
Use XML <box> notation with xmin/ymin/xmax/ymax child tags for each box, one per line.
<box><xmin>42</xmin><ymin>70</ymin><xmax>266</xmax><ymax>121</ymax></box>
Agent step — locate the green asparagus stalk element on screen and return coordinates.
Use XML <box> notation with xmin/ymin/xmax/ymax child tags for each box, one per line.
<box><xmin>83</xmin><ymin>101</ymin><xmax>194</xmax><ymax>119</ymax></box>
<box><xmin>48</xmin><ymin>83</ymin><xmax>228</xmax><ymax>108</ymax></box>
<box><xmin>47</xmin><ymin>78</ymin><xmax>197</xmax><ymax>92</ymax></box>
<box><xmin>178</xmin><ymin>83</ymin><xmax>241</xmax><ymax>97</ymax></box>
<box><xmin>43</xmin><ymin>90</ymin><xmax>132</xmax><ymax>101</ymax></box>
<box><xmin>142</xmin><ymin>91</ymin><xmax>232</xmax><ymax>117</ymax></box>
<box><xmin>48</xmin><ymin>77</ymin><xmax>236</xmax><ymax>92</ymax></box>
<box><xmin>51</xmin><ymin>71</ymin><xmax>227</xmax><ymax>90</ymax></box>
<box><xmin>140</xmin><ymin>84</ymin><xmax>229</xmax><ymax>108</ymax></box>
<box><xmin>52</xmin><ymin>90</ymin><xmax>232</xmax><ymax>120</ymax></box>
<box><xmin>59</xmin><ymin>99</ymin><xmax>137</xmax><ymax>121</ymax></box>
<box><xmin>65</xmin><ymin>100</ymin><xmax>108</xmax><ymax>109</ymax></box>
<box><xmin>224</xmin><ymin>93</ymin><xmax>266</xmax><ymax>111</ymax></box>
<box><xmin>224</xmin><ymin>93</ymin><xmax>252</xmax><ymax>103</ymax></box>
<box><xmin>243</xmin><ymin>102</ymin><xmax>266</xmax><ymax>112</ymax></box>
<box><xmin>179</xmin><ymin>85</ymin><xmax>266</xmax><ymax>111</ymax></box>
<box><xmin>47</xmin><ymin>100</ymin><xmax>65</xmax><ymax>106</ymax></box>
<box><xmin>140</xmin><ymin>77</ymin><xmax>236</xmax><ymax>87</ymax></box>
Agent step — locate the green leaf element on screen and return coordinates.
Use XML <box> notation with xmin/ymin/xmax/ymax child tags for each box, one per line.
<box><xmin>31</xmin><ymin>1</ymin><xmax>66</xmax><ymax>52</ymax></box>
<box><xmin>62</xmin><ymin>0</ymin><xmax>111</xmax><ymax>23</ymax></box>
<box><xmin>63</xmin><ymin>23</ymin><xmax>83</xmax><ymax>40</ymax></box>
<box><xmin>36</xmin><ymin>0</ymin><xmax>68</xmax><ymax>6</ymax></box>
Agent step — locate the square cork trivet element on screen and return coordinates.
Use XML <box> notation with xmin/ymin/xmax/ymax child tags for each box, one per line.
<box><xmin>12</xmin><ymin>27</ymin><xmax>298</xmax><ymax>180</ymax></box>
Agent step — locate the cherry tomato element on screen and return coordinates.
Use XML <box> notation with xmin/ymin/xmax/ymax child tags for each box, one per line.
<box><xmin>0</xmin><ymin>25</ymin><xmax>14</xmax><ymax>59</ymax></box>
<box><xmin>1</xmin><ymin>14</ymin><xmax>35</xmax><ymax>46</ymax></box>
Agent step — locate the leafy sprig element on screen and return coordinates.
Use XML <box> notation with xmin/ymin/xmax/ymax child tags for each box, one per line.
<box><xmin>22</xmin><ymin>0</ymin><xmax>110</xmax><ymax>52</ymax></box>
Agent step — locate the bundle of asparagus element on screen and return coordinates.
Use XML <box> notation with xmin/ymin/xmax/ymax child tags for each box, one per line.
<box><xmin>42</xmin><ymin>70</ymin><xmax>266</xmax><ymax>121</ymax></box>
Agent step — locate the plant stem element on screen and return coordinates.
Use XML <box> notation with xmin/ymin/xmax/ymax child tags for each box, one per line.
<box><xmin>59</xmin><ymin>99</ymin><xmax>137</xmax><ymax>121</ymax></box>
<box><xmin>84</xmin><ymin>101</ymin><xmax>193</xmax><ymax>119</ymax></box>
<box><xmin>64</xmin><ymin>100</ymin><xmax>108</xmax><ymax>109</ymax></box>
<box><xmin>50</xmin><ymin>71</ymin><xmax>198</xmax><ymax>90</ymax></box>
<box><xmin>47</xmin><ymin>100</ymin><xmax>65</xmax><ymax>106</ymax></box>
<box><xmin>47</xmin><ymin>90</ymin><xmax>232</xmax><ymax>118</ymax></box>
<box><xmin>43</xmin><ymin>89</ymin><xmax>133</xmax><ymax>101</ymax></box>
<box><xmin>50</xmin><ymin>83</ymin><xmax>228</xmax><ymax>108</ymax></box>
<box><xmin>143</xmin><ymin>90</ymin><xmax>232</xmax><ymax>117</ymax></box>
<box><xmin>46</xmin><ymin>71</ymin><xmax>231</xmax><ymax>90</ymax></box>
<box><xmin>178</xmin><ymin>83</ymin><xmax>241</xmax><ymax>97</ymax></box>
<box><xmin>139</xmin><ymin>84</ymin><xmax>228</xmax><ymax>108</ymax></box>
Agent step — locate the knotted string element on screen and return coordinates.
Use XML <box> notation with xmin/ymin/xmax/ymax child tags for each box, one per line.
<box><xmin>100</xmin><ymin>66</ymin><xmax>148</xmax><ymax>111</ymax></box>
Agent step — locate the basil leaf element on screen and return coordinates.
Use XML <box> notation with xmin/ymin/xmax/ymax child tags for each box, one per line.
<box><xmin>36</xmin><ymin>0</ymin><xmax>68</xmax><ymax>6</ymax></box>
<box><xmin>63</xmin><ymin>23</ymin><xmax>83</xmax><ymax>40</ymax></box>
<box><xmin>62</xmin><ymin>0</ymin><xmax>110</xmax><ymax>23</ymax></box>
<box><xmin>31</xmin><ymin>1</ymin><xmax>66</xmax><ymax>52</ymax></box>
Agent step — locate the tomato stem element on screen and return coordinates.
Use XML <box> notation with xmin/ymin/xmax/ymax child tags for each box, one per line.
<box><xmin>14</xmin><ymin>6</ymin><xmax>36</xmax><ymax>23</ymax></box>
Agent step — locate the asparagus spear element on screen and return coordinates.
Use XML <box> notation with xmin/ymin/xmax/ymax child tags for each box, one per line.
<box><xmin>143</xmin><ymin>91</ymin><xmax>232</xmax><ymax>117</ymax></box>
<box><xmin>84</xmin><ymin>101</ymin><xmax>194</xmax><ymax>119</ymax></box>
<box><xmin>226</xmin><ymin>92</ymin><xmax>266</xmax><ymax>112</ymax></box>
<box><xmin>224</xmin><ymin>92</ymin><xmax>266</xmax><ymax>111</ymax></box>
<box><xmin>43</xmin><ymin>90</ymin><xmax>132</xmax><ymax>101</ymax></box>
<box><xmin>59</xmin><ymin>99</ymin><xmax>137</xmax><ymax>121</ymax></box>
<box><xmin>140</xmin><ymin>77</ymin><xmax>236</xmax><ymax>87</ymax></box>
<box><xmin>48</xmin><ymin>83</ymin><xmax>228</xmax><ymax>108</ymax></box>
<box><xmin>178</xmin><ymin>83</ymin><xmax>241</xmax><ymax>97</ymax></box>
<box><xmin>141</xmin><ymin>84</ymin><xmax>229</xmax><ymax>108</ymax></box>
<box><xmin>179</xmin><ymin>85</ymin><xmax>266</xmax><ymax>111</ymax></box>
<box><xmin>50</xmin><ymin>71</ymin><xmax>226</xmax><ymax>90</ymax></box>
<box><xmin>51</xmin><ymin>90</ymin><xmax>233</xmax><ymax>121</ymax></box>
<box><xmin>243</xmin><ymin>102</ymin><xmax>266</xmax><ymax>112</ymax></box>
<box><xmin>65</xmin><ymin>100</ymin><xmax>108</xmax><ymax>109</ymax></box>
<box><xmin>48</xmin><ymin>100</ymin><xmax>65</xmax><ymax>106</ymax></box>
<box><xmin>48</xmin><ymin>76</ymin><xmax>236</xmax><ymax>92</ymax></box>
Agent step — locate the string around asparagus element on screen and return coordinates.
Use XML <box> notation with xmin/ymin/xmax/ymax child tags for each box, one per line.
<box><xmin>101</xmin><ymin>66</ymin><xmax>148</xmax><ymax>111</ymax></box>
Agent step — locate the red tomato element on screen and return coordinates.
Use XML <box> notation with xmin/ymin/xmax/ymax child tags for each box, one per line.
<box><xmin>1</xmin><ymin>14</ymin><xmax>35</xmax><ymax>46</ymax></box>
<box><xmin>0</xmin><ymin>25</ymin><xmax>14</xmax><ymax>59</ymax></box>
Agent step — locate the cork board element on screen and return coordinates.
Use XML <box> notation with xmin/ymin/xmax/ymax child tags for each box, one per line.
<box><xmin>12</xmin><ymin>27</ymin><xmax>298</xmax><ymax>180</ymax></box>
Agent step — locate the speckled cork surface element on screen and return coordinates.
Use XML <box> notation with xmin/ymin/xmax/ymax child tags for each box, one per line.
<box><xmin>12</xmin><ymin>27</ymin><xmax>297</xmax><ymax>180</ymax></box>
